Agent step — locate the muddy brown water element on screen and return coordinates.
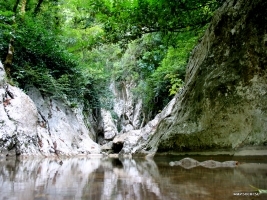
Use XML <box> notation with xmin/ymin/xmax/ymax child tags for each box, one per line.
<box><xmin>0</xmin><ymin>155</ymin><xmax>266</xmax><ymax>200</ymax></box>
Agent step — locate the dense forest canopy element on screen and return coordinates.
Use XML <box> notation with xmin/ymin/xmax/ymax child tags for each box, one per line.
<box><xmin>0</xmin><ymin>0</ymin><xmax>223</xmax><ymax>122</ymax></box>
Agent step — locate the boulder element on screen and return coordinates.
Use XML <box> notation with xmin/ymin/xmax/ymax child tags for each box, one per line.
<box><xmin>114</xmin><ymin>94</ymin><xmax>177</xmax><ymax>155</ymax></box>
<box><xmin>112</xmin><ymin>130</ymin><xmax>141</xmax><ymax>153</ymax></box>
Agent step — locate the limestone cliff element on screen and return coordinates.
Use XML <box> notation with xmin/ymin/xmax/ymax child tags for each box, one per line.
<box><xmin>133</xmin><ymin>0</ymin><xmax>267</xmax><ymax>153</ymax></box>
<box><xmin>0</xmin><ymin>61</ymin><xmax>100</xmax><ymax>156</ymax></box>
<box><xmin>110</xmin><ymin>81</ymin><xmax>142</xmax><ymax>133</ymax></box>
<box><xmin>98</xmin><ymin>81</ymin><xmax>143</xmax><ymax>145</ymax></box>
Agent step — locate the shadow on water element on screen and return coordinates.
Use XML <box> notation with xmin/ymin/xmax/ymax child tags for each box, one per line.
<box><xmin>0</xmin><ymin>155</ymin><xmax>266</xmax><ymax>200</ymax></box>
<box><xmin>111</xmin><ymin>158</ymin><xmax>123</xmax><ymax>169</ymax></box>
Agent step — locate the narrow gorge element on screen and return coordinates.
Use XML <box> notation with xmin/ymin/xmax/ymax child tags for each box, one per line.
<box><xmin>0</xmin><ymin>0</ymin><xmax>267</xmax><ymax>158</ymax></box>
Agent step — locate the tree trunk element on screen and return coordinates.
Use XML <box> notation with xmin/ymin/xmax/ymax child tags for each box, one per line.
<box><xmin>4</xmin><ymin>39</ymin><xmax>14</xmax><ymax>78</ymax></box>
<box><xmin>20</xmin><ymin>0</ymin><xmax>27</xmax><ymax>14</ymax></box>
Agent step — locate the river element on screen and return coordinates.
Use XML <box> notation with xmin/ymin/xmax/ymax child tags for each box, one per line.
<box><xmin>0</xmin><ymin>155</ymin><xmax>266</xmax><ymax>200</ymax></box>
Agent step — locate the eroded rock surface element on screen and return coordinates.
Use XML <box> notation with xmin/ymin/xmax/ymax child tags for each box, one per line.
<box><xmin>111</xmin><ymin>95</ymin><xmax>177</xmax><ymax>155</ymax></box>
<box><xmin>110</xmin><ymin>81</ymin><xmax>142</xmax><ymax>133</ymax></box>
<box><xmin>101</xmin><ymin>109</ymin><xmax>118</xmax><ymax>140</ymax></box>
<box><xmin>132</xmin><ymin>0</ymin><xmax>267</xmax><ymax>154</ymax></box>
<box><xmin>0</xmin><ymin>62</ymin><xmax>100</xmax><ymax>156</ymax></box>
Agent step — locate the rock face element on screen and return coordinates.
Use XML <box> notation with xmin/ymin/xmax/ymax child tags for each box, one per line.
<box><xmin>97</xmin><ymin>80</ymin><xmax>144</xmax><ymax>149</ymax></box>
<box><xmin>101</xmin><ymin>109</ymin><xmax>118</xmax><ymax>140</ymax></box>
<box><xmin>133</xmin><ymin>0</ymin><xmax>267</xmax><ymax>154</ymax></box>
<box><xmin>113</xmin><ymin>94</ymin><xmax>177</xmax><ymax>155</ymax></box>
<box><xmin>97</xmin><ymin>81</ymin><xmax>142</xmax><ymax>145</ymax></box>
<box><xmin>110</xmin><ymin>81</ymin><xmax>142</xmax><ymax>133</ymax></box>
<box><xmin>0</xmin><ymin>61</ymin><xmax>100</xmax><ymax>156</ymax></box>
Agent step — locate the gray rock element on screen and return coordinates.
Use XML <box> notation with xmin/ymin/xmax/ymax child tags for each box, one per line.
<box><xmin>0</xmin><ymin>63</ymin><xmax>100</xmax><ymax>156</ymax></box>
<box><xmin>27</xmin><ymin>86</ymin><xmax>100</xmax><ymax>156</ymax></box>
<box><xmin>101</xmin><ymin>109</ymin><xmax>118</xmax><ymax>140</ymax></box>
<box><xmin>116</xmin><ymin>95</ymin><xmax>177</xmax><ymax>155</ymax></box>
<box><xmin>110</xmin><ymin>81</ymin><xmax>142</xmax><ymax>132</ymax></box>
<box><xmin>112</xmin><ymin>130</ymin><xmax>141</xmax><ymax>154</ymax></box>
<box><xmin>169</xmin><ymin>158</ymin><xmax>238</xmax><ymax>169</ymax></box>
<box><xmin>101</xmin><ymin>141</ymin><xmax>113</xmax><ymax>151</ymax></box>
<box><xmin>133</xmin><ymin>0</ymin><xmax>267</xmax><ymax>154</ymax></box>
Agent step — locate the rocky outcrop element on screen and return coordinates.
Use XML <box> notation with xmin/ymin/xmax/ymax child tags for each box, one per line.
<box><xmin>0</xmin><ymin>61</ymin><xmax>100</xmax><ymax>156</ymax></box>
<box><xmin>0</xmin><ymin>86</ymin><xmax>39</xmax><ymax>155</ymax></box>
<box><xmin>112</xmin><ymin>94</ymin><xmax>177</xmax><ymax>155</ymax></box>
<box><xmin>110</xmin><ymin>81</ymin><xmax>142</xmax><ymax>133</ymax></box>
<box><xmin>96</xmin><ymin>81</ymin><xmax>142</xmax><ymax>145</ymax></box>
<box><xmin>131</xmin><ymin>0</ymin><xmax>267</xmax><ymax>154</ymax></box>
<box><xmin>113</xmin><ymin>129</ymin><xmax>141</xmax><ymax>153</ymax></box>
<box><xmin>97</xmin><ymin>80</ymin><xmax>143</xmax><ymax>148</ymax></box>
<box><xmin>101</xmin><ymin>108</ymin><xmax>118</xmax><ymax>141</ymax></box>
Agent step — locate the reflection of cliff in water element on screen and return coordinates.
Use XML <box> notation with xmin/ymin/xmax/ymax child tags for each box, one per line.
<box><xmin>0</xmin><ymin>157</ymin><xmax>101</xmax><ymax>200</ymax></box>
<box><xmin>157</xmin><ymin>162</ymin><xmax>267</xmax><ymax>200</ymax></box>
<box><xmin>0</xmin><ymin>157</ymin><xmax>166</xmax><ymax>200</ymax></box>
<box><xmin>0</xmin><ymin>157</ymin><xmax>266</xmax><ymax>200</ymax></box>
<box><xmin>82</xmin><ymin>158</ymin><xmax>164</xmax><ymax>200</ymax></box>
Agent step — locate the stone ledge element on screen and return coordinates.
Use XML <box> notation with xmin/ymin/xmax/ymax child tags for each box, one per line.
<box><xmin>153</xmin><ymin>147</ymin><xmax>267</xmax><ymax>156</ymax></box>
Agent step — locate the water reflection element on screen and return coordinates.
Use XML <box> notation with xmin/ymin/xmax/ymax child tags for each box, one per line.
<box><xmin>0</xmin><ymin>156</ymin><xmax>266</xmax><ymax>200</ymax></box>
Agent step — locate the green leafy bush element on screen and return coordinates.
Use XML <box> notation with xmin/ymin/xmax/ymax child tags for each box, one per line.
<box><xmin>0</xmin><ymin>9</ymin><xmax>106</xmax><ymax>110</ymax></box>
<box><xmin>0</xmin><ymin>10</ymin><xmax>15</xmax><ymax>60</ymax></box>
<box><xmin>131</xmin><ymin>30</ymin><xmax>203</xmax><ymax>121</ymax></box>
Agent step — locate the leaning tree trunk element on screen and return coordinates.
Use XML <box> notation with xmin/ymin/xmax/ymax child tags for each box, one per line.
<box><xmin>20</xmin><ymin>0</ymin><xmax>27</xmax><ymax>14</ymax></box>
<box><xmin>5</xmin><ymin>0</ymin><xmax>28</xmax><ymax>78</ymax></box>
<box><xmin>3</xmin><ymin>39</ymin><xmax>14</xmax><ymax>78</ymax></box>
<box><xmin>137</xmin><ymin>0</ymin><xmax>267</xmax><ymax>153</ymax></box>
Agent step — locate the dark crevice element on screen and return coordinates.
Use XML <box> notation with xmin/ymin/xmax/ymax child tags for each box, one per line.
<box><xmin>112</xmin><ymin>142</ymin><xmax>123</xmax><ymax>153</ymax></box>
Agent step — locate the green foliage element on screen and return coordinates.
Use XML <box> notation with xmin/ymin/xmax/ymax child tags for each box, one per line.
<box><xmin>112</xmin><ymin>33</ymin><xmax>165</xmax><ymax>81</ymax></box>
<box><xmin>1</xmin><ymin>0</ymin><xmax>219</xmax><ymax>125</ymax></box>
<box><xmin>0</xmin><ymin>1</ymin><xmax>109</xmax><ymax>111</ymax></box>
<box><xmin>131</xmin><ymin>30</ymin><xmax>203</xmax><ymax>121</ymax></box>
<box><xmin>0</xmin><ymin>10</ymin><xmax>15</xmax><ymax>59</ymax></box>
<box><xmin>166</xmin><ymin>74</ymin><xmax>184</xmax><ymax>96</ymax></box>
<box><xmin>95</xmin><ymin>0</ymin><xmax>221</xmax><ymax>42</ymax></box>
<box><xmin>12</xmin><ymin>15</ymin><xmax>76</xmax><ymax>92</ymax></box>
<box><xmin>63</xmin><ymin>25</ymin><xmax>104</xmax><ymax>53</ymax></box>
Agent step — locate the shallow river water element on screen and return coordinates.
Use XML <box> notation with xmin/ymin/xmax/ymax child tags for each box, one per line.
<box><xmin>0</xmin><ymin>155</ymin><xmax>266</xmax><ymax>200</ymax></box>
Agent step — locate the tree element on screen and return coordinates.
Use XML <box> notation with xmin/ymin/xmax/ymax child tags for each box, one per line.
<box><xmin>96</xmin><ymin>0</ymin><xmax>223</xmax><ymax>42</ymax></box>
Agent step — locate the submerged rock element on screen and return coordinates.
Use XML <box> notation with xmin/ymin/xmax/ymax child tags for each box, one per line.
<box><xmin>169</xmin><ymin>158</ymin><xmax>238</xmax><ymax>169</ymax></box>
